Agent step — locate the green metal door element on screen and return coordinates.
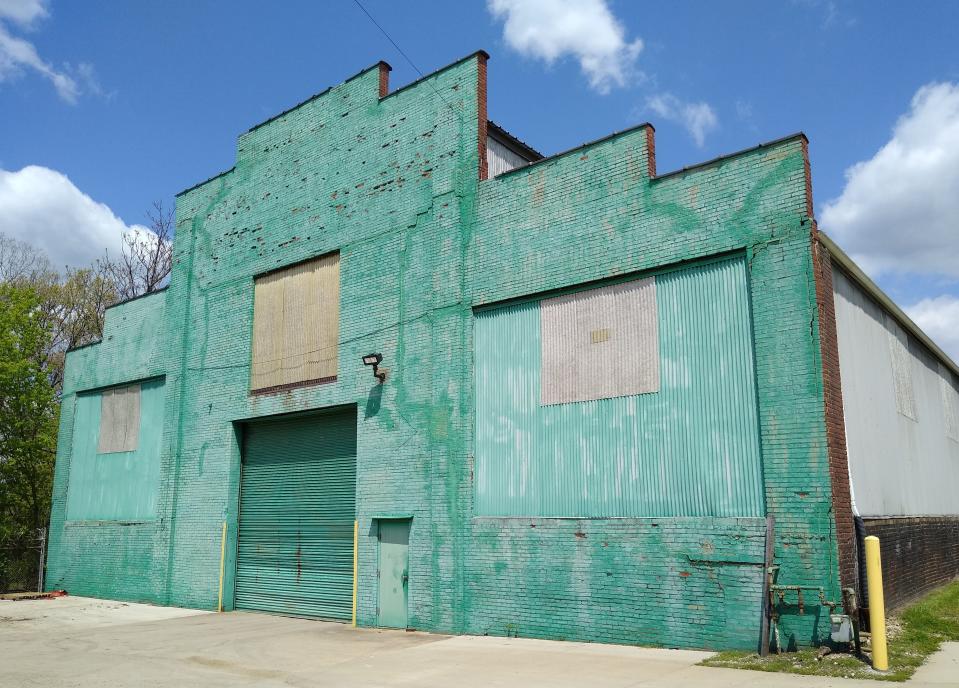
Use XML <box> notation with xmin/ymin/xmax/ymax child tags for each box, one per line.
<box><xmin>235</xmin><ymin>407</ymin><xmax>357</xmax><ymax>620</ymax></box>
<box><xmin>377</xmin><ymin>519</ymin><xmax>410</xmax><ymax>628</ymax></box>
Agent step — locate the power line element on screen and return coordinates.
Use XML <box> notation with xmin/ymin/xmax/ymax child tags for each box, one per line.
<box><xmin>351</xmin><ymin>0</ymin><xmax>463</xmax><ymax>121</ymax></box>
<box><xmin>352</xmin><ymin>0</ymin><xmax>426</xmax><ymax>82</ymax></box>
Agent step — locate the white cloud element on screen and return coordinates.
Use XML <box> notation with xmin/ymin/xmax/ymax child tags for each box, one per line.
<box><xmin>488</xmin><ymin>0</ymin><xmax>643</xmax><ymax>94</ymax></box>
<box><xmin>0</xmin><ymin>0</ymin><xmax>47</xmax><ymax>25</ymax></box>
<box><xmin>0</xmin><ymin>165</ymin><xmax>151</xmax><ymax>269</ymax></box>
<box><xmin>646</xmin><ymin>93</ymin><xmax>718</xmax><ymax>147</ymax></box>
<box><xmin>821</xmin><ymin>82</ymin><xmax>959</xmax><ymax>279</ymax></box>
<box><xmin>906</xmin><ymin>295</ymin><xmax>959</xmax><ymax>363</ymax></box>
<box><xmin>0</xmin><ymin>0</ymin><xmax>82</xmax><ymax>103</ymax></box>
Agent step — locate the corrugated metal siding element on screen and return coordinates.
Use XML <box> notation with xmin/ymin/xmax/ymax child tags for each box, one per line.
<box><xmin>488</xmin><ymin>135</ymin><xmax>532</xmax><ymax>177</ymax></box>
<box><xmin>833</xmin><ymin>267</ymin><xmax>959</xmax><ymax>516</ymax></box>
<box><xmin>474</xmin><ymin>255</ymin><xmax>764</xmax><ymax>517</ymax></box>
<box><xmin>66</xmin><ymin>379</ymin><xmax>164</xmax><ymax>521</ymax></box>
<box><xmin>250</xmin><ymin>252</ymin><xmax>339</xmax><ymax>390</ymax></box>
<box><xmin>541</xmin><ymin>276</ymin><xmax>659</xmax><ymax>404</ymax></box>
<box><xmin>235</xmin><ymin>407</ymin><xmax>357</xmax><ymax>619</ymax></box>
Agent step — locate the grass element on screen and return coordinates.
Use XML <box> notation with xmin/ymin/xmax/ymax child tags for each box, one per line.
<box><xmin>701</xmin><ymin>579</ymin><xmax>959</xmax><ymax>682</ymax></box>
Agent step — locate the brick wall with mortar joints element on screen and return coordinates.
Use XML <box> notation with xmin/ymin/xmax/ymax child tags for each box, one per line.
<box><xmin>810</xmin><ymin>236</ymin><xmax>858</xmax><ymax>595</ymax></box>
<box><xmin>165</xmin><ymin>56</ymin><xmax>482</xmax><ymax>616</ymax></box>
<box><xmin>862</xmin><ymin>517</ymin><xmax>959</xmax><ymax>611</ymax></box>
<box><xmin>46</xmin><ymin>290</ymin><xmax>173</xmax><ymax>602</ymax></box>
<box><xmin>47</xmin><ymin>54</ymin><xmax>847</xmax><ymax>649</ymax></box>
<box><xmin>469</xmin><ymin>130</ymin><xmax>842</xmax><ymax>649</ymax></box>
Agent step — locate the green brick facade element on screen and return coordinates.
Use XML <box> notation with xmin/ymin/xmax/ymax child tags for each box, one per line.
<box><xmin>47</xmin><ymin>52</ymin><xmax>846</xmax><ymax>650</ymax></box>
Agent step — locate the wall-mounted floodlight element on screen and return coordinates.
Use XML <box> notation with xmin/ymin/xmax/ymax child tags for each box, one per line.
<box><xmin>362</xmin><ymin>353</ymin><xmax>387</xmax><ymax>382</ymax></box>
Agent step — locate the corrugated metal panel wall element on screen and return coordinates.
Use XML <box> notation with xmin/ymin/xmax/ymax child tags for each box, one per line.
<box><xmin>66</xmin><ymin>378</ymin><xmax>165</xmax><ymax>521</ymax></box>
<box><xmin>487</xmin><ymin>136</ymin><xmax>532</xmax><ymax>178</ymax></box>
<box><xmin>832</xmin><ymin>267</ymin><xmax>959</xmax><ymax>516</ymax></box>
<box><xmin>235</xmin><ymin>407</ymin><xmax>357</xmax><ymax>619</ymax></box>
<box><xmin>474</xmin><ymin>254</ymin><xmax>764</xmax><ymax>517</ymax></box>
<box><xmin>250</xmin><ymin>252</ymin><xmax>340</xmax><ymax>390</ymax></box>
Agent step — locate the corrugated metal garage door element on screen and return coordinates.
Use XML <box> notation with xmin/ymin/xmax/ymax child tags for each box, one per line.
<box><xmin>235</xmin><ymin>407</ymin><xmax>357</xmax><ymax>619</ymax></box>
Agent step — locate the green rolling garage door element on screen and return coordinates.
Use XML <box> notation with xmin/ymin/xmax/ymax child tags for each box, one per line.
<box><xmin>235</xmin><ymin>407</ymin><xmax>357</xmax><ymax>619</ymax></box>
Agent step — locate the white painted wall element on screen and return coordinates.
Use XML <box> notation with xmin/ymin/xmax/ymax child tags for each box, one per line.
<box><xmin>833</xmin><ymin>266</ymin><xmax>959</xmax><ymax>517</ymax></box>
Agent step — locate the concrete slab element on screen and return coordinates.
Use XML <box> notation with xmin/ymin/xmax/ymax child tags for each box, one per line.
<box><xmin>0</xmin><ymin>597</ymin><xmax>956</xmax><ymax>687</ymax></box>
<box><xmin>910</xmin><ymin>642</ymin><xmax>959</xmax><ymax>685</ymax></box>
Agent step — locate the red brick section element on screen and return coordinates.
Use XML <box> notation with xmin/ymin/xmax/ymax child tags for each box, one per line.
<box><xmin>477</xmin><ymin>52</ymin><xmax>489</xmax><ymax>181</ymax></box>
<box><xmin>645</xmin><ymin>125</ymin><xmax>657</xmax><ymax>177</ymax></box>
<box><xmin>378</xmin><ymin>61</ymin><xmax>391</xmax><ymax>98</ymax></box>
<box><xmin>862</xmin><ymin>517</ymin><xmax>959</xmax><ymax>611</ymax></box>
<box><xmin>805</xmin><ymin>136</ymin><xmax>857</xmax><ymax>594</ymax></box>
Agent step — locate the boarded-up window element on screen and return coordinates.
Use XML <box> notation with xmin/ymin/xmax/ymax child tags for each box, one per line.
<box><xmin>886</xmin><ymin>315</ymin><xmax>917</xmax><ymax>421</ymax></box>
<box><xmin>97</xmin><ymin>384</ymin><xmax>141</xmax><ymax>454</ymax></box>
<box><xmin>251</xmin><ymin>253</ymin><xmax>340</xmax><ymax>391</ymax></box>
<box><xmin>541</xmin><ymin>277</ymin><xmax>659</xmax><ymax>405</ymax></box>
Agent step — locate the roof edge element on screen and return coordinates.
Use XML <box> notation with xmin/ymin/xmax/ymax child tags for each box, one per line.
<box><xmin>652</xmin><ymin>132</ymin><xmax>808</xmax><ymax>182</ymax></box>
<box><xmin>380</xmin><ymin>49</ymin><xmax>489</xmax><ymax>102</ymax></box>
<box><xmin>487</xmin><ymin>120</ymin><xmax>544</xmax><ymax>160</ymax></box>
<box><xmin>489</xmin><ymin>122</ymin><xmax>654</xmax><ymax>180</ymax></box>
<box><xmin>175</xmin><ymin>166</ymin><xmax>235</xmax><ymax>198</ymax></box>
<box><xmin>246</xmin><ymin>60</ymin><xmax>392</xmax><ymax>135</ymax></box>
<box><xmin>176</xmin><ymin>61</ymin><xmax>394</xmax><ymax>198</ymax></box>
<box><xmin>819</xmin><ymin>231</ymin><xmax>959</xmax><ymax>379</ymax></box>
<box><xmin>105</xmin><ymin>285</ymin><xmax>169</xmax><ymax>312</ymax></box>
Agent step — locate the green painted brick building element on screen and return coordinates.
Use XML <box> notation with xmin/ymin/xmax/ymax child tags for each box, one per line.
<box><xmin>46</xmin><ymin>51</ymin><xmax>869</xmax><ymax>650</ymax></box>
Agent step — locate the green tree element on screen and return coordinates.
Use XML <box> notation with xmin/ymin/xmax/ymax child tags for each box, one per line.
<box><xmin>0</xmin><ymin>283</ymin><xmax>59</xmax><ymax>591</ymax></box>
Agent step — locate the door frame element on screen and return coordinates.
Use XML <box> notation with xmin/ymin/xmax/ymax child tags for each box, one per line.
<box><xmin>230</xmin><ymin>404</ymin><xmax>358</xmax><ymax>616</ymax></box>
<box><xmin>375</xmin><ymin>517</ymin><xmax>412</xmax><ymax>629</ymax></box>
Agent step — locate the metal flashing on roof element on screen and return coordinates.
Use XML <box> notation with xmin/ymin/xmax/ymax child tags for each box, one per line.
<box><xmin>652</xmin><ymin>132</ymin><xmax>808</xmax><ymax>181</ymax></box>
<box><xmin>487</xmin><ymin>120</ymin><xmax>544</xmax><ymax>161</ymax></box>
<box><xmin>819</xmin><ymin>231</ymin><xmax>959</xmax><ymax>379</ymax></box>
<box><xmin>489</xmin><ymin>122</ymin><xmax>655</xmax><ymax>180</ymax></box>
<box><xmin>380</xmin><ymin>49</ymin><xmax>489</xmax><ymax>101</ymax></box>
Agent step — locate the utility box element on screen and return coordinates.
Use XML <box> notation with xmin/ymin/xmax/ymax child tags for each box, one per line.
<box><xmin>830</xmin><ymin>614</ymin><xmax>855</xmax><ymax>643</ymax></box>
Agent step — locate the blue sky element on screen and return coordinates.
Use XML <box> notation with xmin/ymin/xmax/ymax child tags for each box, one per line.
<box><xmin>1</xmin><ymin>0</ymin><xmax>958</xmax><ymax>356</ymax></box>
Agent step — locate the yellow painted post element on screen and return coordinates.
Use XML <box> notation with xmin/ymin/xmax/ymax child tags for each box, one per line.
<box><xmin>217</xmin><ymin>521</ymin><xmax>227</xmax><ymax>613</ymax></box>
<box><xmin>865</xmin><ymin>535</ymin><xmax>888</xmax><ymax>671</ymax></box>
<box><xmin>352</xmin><ymin>520</ymin><xmax>358</xmax><ymax>627</ymax></box>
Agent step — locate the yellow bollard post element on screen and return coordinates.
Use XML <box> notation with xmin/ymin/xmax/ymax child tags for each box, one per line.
<box><xmin>218</xmin><ymin>521</ymin><xmax>227</xmax><ymax>613</ymax></box>
<box><xmin>352</xmin><ymin>520</ymin><xmax>359</xmax><ymax>627</ymax></box>
<box><xmin>865</xmin><ymin>535</ymin><xmax>888</xmax><ymax>671</ymax></box>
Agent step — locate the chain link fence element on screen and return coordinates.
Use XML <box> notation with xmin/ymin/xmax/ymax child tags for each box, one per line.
<box><xmin>0</xmin><ymin>528</ymin><xmax>46</xmax><ymax>594</ymax></box>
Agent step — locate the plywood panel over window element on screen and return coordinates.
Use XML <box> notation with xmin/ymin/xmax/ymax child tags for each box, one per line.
<box><xmin>541</xmin><ymin>277</ymin><xmax>658</xmax><ymax>405</ymax></box>
<box><xmin>251</xmin><ymin>253</ymin><xmax>340</xmax><ymax>391</ymax></box>
<box><xmin>97</xmin><ymin>384</ymin><xmax>141</xmax><ymax>454</ymax></box>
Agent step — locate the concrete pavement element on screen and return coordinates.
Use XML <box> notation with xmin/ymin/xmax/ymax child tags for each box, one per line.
<box><xmin>1</xmin><ymin>596</ymin><xmax>956</xmax><ymax>687</ymax></box>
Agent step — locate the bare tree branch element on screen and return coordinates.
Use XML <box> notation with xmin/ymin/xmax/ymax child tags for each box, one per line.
<box><xmin>98</xmin><ymin>200</ymin><xmax>174</xmax><ymax>301</ymax></box>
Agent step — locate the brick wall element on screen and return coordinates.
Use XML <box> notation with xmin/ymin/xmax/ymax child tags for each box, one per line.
<box><xmin>862</xmin><ymin>517</ymin><xmax>959</xmax><ymax>611</ymax></box>
<box><xmin>810</xmin><ymin>234</ymin><xmax>858</xmax><ymax>594</ymax></box>
<box><xmin>46</xmin><ymin>52</ymin><xmax>848</xmax><ymax>650</ymax></box>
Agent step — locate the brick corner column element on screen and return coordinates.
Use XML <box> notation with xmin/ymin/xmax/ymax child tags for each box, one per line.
<box><xmin>477</xmin><ymin>52</ymin><xmax>489</xmax><ymax>181</ymax></box>
<box><xmin>378</xmin><ymin>61</ymin><xmax>392</xmax><ymax>99</ymax></box>
<box><xmin>644</xmin><ymin>125</ymin><xmax>657</xmax><ymax>178</ymax></box>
